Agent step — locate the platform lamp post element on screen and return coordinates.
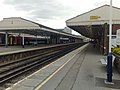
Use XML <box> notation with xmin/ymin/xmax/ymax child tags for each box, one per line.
<box><xmin>105</xmin><ymin>0</ymin><xmax>113</xmax><ymax>84</ymax></box>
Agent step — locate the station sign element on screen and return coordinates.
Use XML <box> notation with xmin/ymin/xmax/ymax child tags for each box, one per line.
<box><xmin>116</xmin><ymin>29</ymin><xmax>120</xmax><ymax>46</ymax></box>
<box><xmin>90</xmin><ymin>16</ymin><xmax>100</xmax><ymax>20</ymax></box>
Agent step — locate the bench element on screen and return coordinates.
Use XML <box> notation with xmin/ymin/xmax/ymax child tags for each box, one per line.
<box><xmin>100</xmin><ymin>59</ymin><xmax>107</xmax><ymax>65</ymax></box>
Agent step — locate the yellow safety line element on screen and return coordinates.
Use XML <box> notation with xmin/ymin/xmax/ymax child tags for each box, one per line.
<box><xmin>34</xmin><ymin>52</ymin><xmax>78</xmax><ymax>90</ymax></box>
<box><xmin>5</xmin><ymin>51</ymin><xmax>68</xmax><ymax>90</ymax></box>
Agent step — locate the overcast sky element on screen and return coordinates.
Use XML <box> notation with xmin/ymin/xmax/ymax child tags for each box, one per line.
<box><xmin>0</xmin><ymin>0</ymin><xmax>120</xmax><ymax>34</ymax></box>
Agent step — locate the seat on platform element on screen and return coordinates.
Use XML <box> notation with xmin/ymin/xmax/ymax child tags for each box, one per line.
<box><xmin>100</xmin><ymin>59</ymin><xmax>107</xmax><ymax>65</ymax></box>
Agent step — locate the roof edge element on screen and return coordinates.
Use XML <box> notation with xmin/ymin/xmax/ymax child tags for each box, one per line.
<box><xmin>66</xmin><ymin>4</ymin><xmax>120</xmax><ymax>22</ymax></box>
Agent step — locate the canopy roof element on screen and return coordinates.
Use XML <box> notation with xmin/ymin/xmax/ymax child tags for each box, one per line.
<box><xmin>0</xmin><ymin>17</ymin><xmax>81</xmax><ymax>38</ymax></box>
<box><xmin>66</xmin><ymin>5</ymin><xmax>120</xmax><ymax>38</ymax></box>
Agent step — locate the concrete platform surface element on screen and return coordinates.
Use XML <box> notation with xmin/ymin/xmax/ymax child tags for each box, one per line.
<box><xmin>0</xmin><ymin>44</ymin><xmax>49</xmax><ymax>54</ymax></box>
<box><xmin>6</xmin><ymin>44</ymin><xmax>120</xmax><ymax>90</ymax></box>
<box><xmin>0</xmin><ymin>44</ymin><xmax>68</xmax><ymax>55</ymax></box>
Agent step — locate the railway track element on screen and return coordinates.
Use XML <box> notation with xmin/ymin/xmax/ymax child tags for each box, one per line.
<box><xmin>0</xmin><ymin>43</ymin><xmax>85</xmax><ymax>90</ymax></box>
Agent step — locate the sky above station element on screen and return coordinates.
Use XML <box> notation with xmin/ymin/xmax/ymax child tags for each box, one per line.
<box><xmin>0</xmin><ymin>0</ymin><xmax>120</xmax><ymax>35</ymax></box>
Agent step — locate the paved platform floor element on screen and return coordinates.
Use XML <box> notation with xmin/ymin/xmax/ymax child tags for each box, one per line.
<box><xmin>6</xmin><ymin>44</ymin><xmax>120</xmax><ymax>90</ymax></box>
<box><xmin>0</xmin><ymin>44</ymin><xmax>49</xmax><ymax>54</ymax></box>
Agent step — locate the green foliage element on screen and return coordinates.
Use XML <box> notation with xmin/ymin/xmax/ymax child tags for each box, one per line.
<box><xmin>112</xmin><ymin>48</ymin><xmax>120</xmax><ymax>55</ymax></box>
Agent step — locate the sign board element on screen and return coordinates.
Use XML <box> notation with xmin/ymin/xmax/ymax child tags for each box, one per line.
<box><xmin>116</xmin><ymin>29</ymin><xmax>120</xmax><ymax>46</ymax></box>
<box><xmin>90</xmin><ymin>16</ymin><xmax>100</xmax><ymax>20</ymax></box>
<box><xmin>111</xmin><ymin>37</ymin><xmax>116</xmax><ymax>48</ymax></box>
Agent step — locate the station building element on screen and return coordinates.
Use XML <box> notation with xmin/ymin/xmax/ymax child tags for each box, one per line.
<box><xmin>0</xmin><ymin>17</ymin><xmax>82</xmax><ymax>47</ymax></box>
<box><xmin>66</xmin><ymin>5</ymin><xmax>120</xmax><ymax>55</ymax></box>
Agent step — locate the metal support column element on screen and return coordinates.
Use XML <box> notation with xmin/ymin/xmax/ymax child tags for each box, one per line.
<box><xmin>47</xmin><ymin>36</ymin><xmax>49</xmax><ymax>44</ymax></box>
<box><xmin>35</xmin><ymin>35</ymin><xmax>37</xmax><ymax>46</ymax></box>
<box><xmin>22</xmin><ymin>34</ymin><xmax>24</xmax><ymax>48</ymax></box>
<box><xmin>107</xmin><ymin>53</ymin><xmax>113</xmax><ymax>82</ymax></box>
<box><xmin>56</xmin><ymin>34</ymin><xmax>58</xmax><ymax>44</ymax></box>
<box><xmin>105</xmin><ymin>0</ymin><xmax>113</xmax><ymax>84</ymax></box>
<box><xmin>5</xmin><ymin>32</ymin><xmax>8</xmax><ymax>48</ymax></box>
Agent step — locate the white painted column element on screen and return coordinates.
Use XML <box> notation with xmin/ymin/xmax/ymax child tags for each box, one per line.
<box><xmin>105</xmin><ymin>0</ymin><xmax>113</xmax><ymax>84</ymax></box>
<box><xmin>109</xmin><ymin>0</ymin><xmax>112</xmax><ymax>53</ymax></box>
<box><xmin>22</xmin><ymin>33</ymin><xmax>24</xmax><ymax>48</ymax></box>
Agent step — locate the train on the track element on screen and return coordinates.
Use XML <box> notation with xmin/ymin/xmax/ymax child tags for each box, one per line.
<box><xmin>0</xmin><ymin>33</ymin><xmax>48</xmax><ymax>45</ymax></box>
<box><xmin>0</xmin><ymin>33</ymin><xmax>83</xmax><ymax>46</ymax></box>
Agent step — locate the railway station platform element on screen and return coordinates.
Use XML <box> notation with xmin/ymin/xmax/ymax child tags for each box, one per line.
<box><xmin>6</xmin><ymin>44</ymin><xmax>120</xmax><ymax>90</ymax></box>
<box><xmin>0</xmin><ymin>44</ymin><xmax>49</xmax><ymax>54</ymax></box>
